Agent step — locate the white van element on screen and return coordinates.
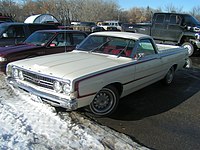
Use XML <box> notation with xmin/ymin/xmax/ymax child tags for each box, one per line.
<box><xmin>97</xmin><ymin>21</ymin><xmax>122</xmax><ymax>31</ymax></box>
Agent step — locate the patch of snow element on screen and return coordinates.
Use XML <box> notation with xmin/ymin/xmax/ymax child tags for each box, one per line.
<box><xmin>0</xmin><ymin>74</ymin><xmax>148</xmax><ymax>150</ymax></box>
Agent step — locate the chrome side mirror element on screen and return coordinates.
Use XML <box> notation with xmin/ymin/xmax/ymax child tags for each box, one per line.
<box><xmin>137</xmin><ymin>53</ymin><xmax>145</xmax><ymax>59</ymax></box>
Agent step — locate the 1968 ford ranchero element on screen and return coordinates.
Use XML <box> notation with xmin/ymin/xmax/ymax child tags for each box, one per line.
<box><xmin>6</xmin><ymin>32</ymin><xmax>188</xmax><ymax>116</ymax></box>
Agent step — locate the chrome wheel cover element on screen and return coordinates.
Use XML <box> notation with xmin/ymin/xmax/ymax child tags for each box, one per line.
<box><xmin>183</xmin><ymin>45</ymin><xmax>192</xmax><ymax>55</ymax></box>
<box><xmin>90</xmin><ymin>88</ymin><xmax>116</xmax><ymax>115</ymax></box>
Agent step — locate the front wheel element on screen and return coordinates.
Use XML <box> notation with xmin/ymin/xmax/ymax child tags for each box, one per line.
<box><xmin>162</xmin><ymin>67</ymin><xmax>175</xmax><ymax>85</ymax></box>
<box><xmin>182</xmin><ymin>42</ymin><xmax>194</xmax><ymax>56</ymax></box>
<box><xmin>89</xmin><ymin>86</ymin><xmax>119</xmax><ymax>116</ymax></box>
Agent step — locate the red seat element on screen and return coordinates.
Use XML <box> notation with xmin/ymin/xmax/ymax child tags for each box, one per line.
<box><xmin>125</xmin><ymin>50</ymin><xmax>132</xmax><ymax>57</ymax></box>
<box><xmin>111</xmin><ymin>49</ymin><xmax>120</xmax><ymax>55</ymax></box>
<box><xmin>103</xmin><ymin>46</ymin><xmax>116</xmax><ymax>53</ymax></box>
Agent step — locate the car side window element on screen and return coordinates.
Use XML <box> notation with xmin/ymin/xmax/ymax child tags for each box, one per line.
<box><xmin>137</xmin><ymin>39</ymin><xmax>156</xmax><ymax>56</ymax></box>
<box><xmin>72</xmin><ymin>33</ymin><xmax>86</xmax><ymax>45</ymax></box>
<box><xmin>155</xmin><ymin>14</ymin><xmax>165</xmax><ymax>24</ymax></box>
<box><xmin>102</xmin><ymin>38</ymin><xmax>135</xmax><ymax>58</ymax></box>
<box><xmin>170</xmin><ymin>15</ymin><xmax>181</xmax><ymax>24</ymax></box>
<box><xmin>51</xmin><ymin>33</ymin><xmax>71</xmax><ymax>47</ymax></box>
<box><xmin>3</xmin><ymin>26</ymin><xmax>25</xmax><ymax>38</ymax></box>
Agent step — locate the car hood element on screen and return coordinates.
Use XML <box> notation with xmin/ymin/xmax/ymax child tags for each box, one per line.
<box><xmin>0</xmin><ymin>44</ymin><xmax>41</xmax><ymax>55</ymax></box>
<box><xmin>11</xmin><ymin>50</ymin><xmax>133</xmax><ymax>80</ymax></box>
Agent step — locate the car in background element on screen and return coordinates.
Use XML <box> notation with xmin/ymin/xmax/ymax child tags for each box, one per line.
<box><xmin>0</xmin><ymin>29</ymin><xmax>87</xmax><ymax>72</ymax></box>
<box><xmin>72</xmin><ymin>21</ymin><xmax>104</xmax><ymax>33</ymax></box>
<box><xmin>97</xmin><ymin>21</ymin><xmax>122</xmax><ymax>31</ymax></box>
<box><xmin>121</xmin><ymin>23</ymin><xmax>136</xmax><ymax>32</ymax></box>
<box><xmin>0</xmin><ymin>22</ymin><xmax>58</xmax><ymax>47</ymax></box>
<box><xmin>0</xmin><ymin>13</ymin><xmax>14</xmax><ymax>22</ymax></box>
<box><xmin>125</xmin><ymin>12</ymin><xmax>200</xmax><ymax>56</ymax></box>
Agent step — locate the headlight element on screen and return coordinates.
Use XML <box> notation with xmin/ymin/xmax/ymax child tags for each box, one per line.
<box><xmin>53</xmin><ymin>80</ymin><xmax>71</xmax><ymax>94</ymax></box>
<box><xmin>195</xmin><ymin>33</ymin><xmax>200</xmax><ymax>40</ymax></box>
<box><xmin>13</xmin><ymin>68</ymin><xmax>19</xmax><ymax>78</ymax></box>
<box><xmin>0</xmin><ymin>57</ymin><xmax>7</xmax><ymax>62</ymax></box>
<box><xmin>18</xmin><ymin>70</ymin><xmax>24</xmax><ymax>80</ymax></box>
<box><xmin>63</xmin><ymin>83</ymin><xmax>70</xmax><ymax>94</ymax></box>
<box><xmin>53</xmin><ymin>81</ymin><xmax>62</xmax><ymax>93</ymax></box>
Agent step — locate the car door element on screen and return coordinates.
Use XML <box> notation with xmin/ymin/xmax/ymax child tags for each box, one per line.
<box><xmin>134</xmin><ymin>39</ymin><xmax>164</xmax><ymax>88</ymax></box>
<box><xmin>166</xmin><ymin>14</ymin><xmax>183</xmax><ymax>42</ymax></box>
<box><xmin>46</xmin><ymin>32</ymin><xmax>73</xmax><ymax>54</ymax></box>
<box><xmin>151</xmin><ymin>14</ymin><xmax>167</xmax><ymax>40</ymax></box>
<box><xmin>46</xmin><ymin>32</ymin><xmax>86</xmax><ymax>54</ymax></box>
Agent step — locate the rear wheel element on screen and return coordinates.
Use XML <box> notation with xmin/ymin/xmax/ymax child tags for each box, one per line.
<box><xmin>162</xmin><ymin>67</ymin><xmax>175</xmax><ymax>85</ymax></box>
<box><xmin>182</xmin><ymin>42</ymin><xmax>194</xmax><ymax>56</ymax></box>
<box><xmin>89</xmin><ymin>85</ymin><xmax>119</xmax><ymax>116</ymax></box>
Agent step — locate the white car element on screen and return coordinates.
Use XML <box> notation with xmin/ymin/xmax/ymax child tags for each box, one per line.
<box><xmin>6</xmin><ymin>32</ymin><xmax>188</xmax><ymax>116</ymax></box>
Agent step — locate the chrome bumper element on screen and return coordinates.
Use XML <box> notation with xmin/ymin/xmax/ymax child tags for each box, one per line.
<box><xmin>7</xmin><ymin>77</ymin><xmax>78</xmax><ymax>111</ymax></box>
<box><xmin>190</xmin><ymin>39</ymin><xmax>200</xmax><ymax>49</ymax></box>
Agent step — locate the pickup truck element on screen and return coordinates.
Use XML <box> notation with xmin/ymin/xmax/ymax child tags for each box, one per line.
<box><xmin>6</xmin><ymin>32</ymin><xmax>188</xmax><ymax>116</ymax></box>
<box><xmin>0</xmin><ymin>22</ymin><xmax>58</xmax><ymax>47</ymax></box>
<box><xmin>124</xmin><ymin>12</ymin><xmax>200</xmax><ymax>56</ymax></box>
<box><xmin>0</xmin><ymin>30</ymin><xmax>87</xmax><ymax>72</ymax></box>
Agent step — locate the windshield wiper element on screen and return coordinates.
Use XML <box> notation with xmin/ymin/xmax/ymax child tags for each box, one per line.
<box><xmin>117</xmin><ymin>41</ymin><xmax>131</xmax><ymax>58</ymax></box>
<box><xmin>90</xmin><ymin>40</ymin><xmax>111</xmax><ymax>53</ymax></box>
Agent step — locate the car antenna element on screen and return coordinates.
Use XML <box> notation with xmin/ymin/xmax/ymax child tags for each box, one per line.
<box><xmin>64</xmin><ymin>11</ymin><xmax>67</xmax><ymax>53</ymax></box>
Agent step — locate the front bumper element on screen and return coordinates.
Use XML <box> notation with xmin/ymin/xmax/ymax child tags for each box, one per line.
<box><xmin>7</xmin><ymin>77</ymin><xmax>78</xmax><ymax>111</ymax></box>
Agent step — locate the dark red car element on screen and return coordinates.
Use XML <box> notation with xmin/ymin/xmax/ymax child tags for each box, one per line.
<box><xmin>0</xmin><ymin>30</ymin><xmax>87</xmax><ymax>72</ymax></box>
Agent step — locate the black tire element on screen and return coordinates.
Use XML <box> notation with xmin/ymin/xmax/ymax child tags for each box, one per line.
<box><xmin>162</xmin><ymin>67</ymin><xmax>175</xmax><ymax>85</ymax></box>
<box><xmin>89</xmin><ymin>85</ymin><xmax>119</xmax><ymax>116</ymax></box>
<box><xmin>182</xmin><ymin>42</ymin><xmax>194</xmax><ymax>56</ymax></box>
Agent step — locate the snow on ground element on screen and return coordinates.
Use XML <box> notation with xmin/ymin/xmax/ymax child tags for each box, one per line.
<box><xmin>0</xmin><ymin>73</ymin><xmax>148</xmax><ymax>150</ymax></box>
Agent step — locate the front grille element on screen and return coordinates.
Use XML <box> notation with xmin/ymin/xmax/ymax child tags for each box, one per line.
<box><xmin>22</xmin><ymin>71</ymin><xmax>55</xmax><ymax>90</ymax></box>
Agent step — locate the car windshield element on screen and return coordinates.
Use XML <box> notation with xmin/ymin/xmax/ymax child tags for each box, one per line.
<box><xmin>184</xmin><ymin>15</ymin><xmax>200</xmax><ymax>26</ymax></box>
<box><xmin>24</xmin><ymin>32</ymin><xmax>55</xmax><ymax>46</ymax></box>
<box><xmin>77</xmin><ymin>35</ymin><xmax>135</xmax><ymax>57</ymax></box>
<box><xmin>102</xmin><ymin>23</ymin><xmax>109</xmax><ymax>25</ymax></box>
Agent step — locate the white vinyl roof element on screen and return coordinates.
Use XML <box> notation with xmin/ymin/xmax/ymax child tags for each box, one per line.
<box><xmin>90</xmin><ymin>31</ymin><xmax>151</xmax><ymax>40</ymax></box>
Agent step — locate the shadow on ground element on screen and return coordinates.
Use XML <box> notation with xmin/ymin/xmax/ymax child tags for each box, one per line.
<box><xmin>84</xmin><ymin>68</ymin><xmax>200</xmax><ymax>121</ymax></box>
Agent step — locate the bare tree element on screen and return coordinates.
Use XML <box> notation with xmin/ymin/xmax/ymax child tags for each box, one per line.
<box><xmin>68</xmin><ymin>0</ymin><xmax>119</xmax><ymax>22</ymax></box>
<box><xmin>4</xmin><ymin>0</ymin><xmax>195</xmax><ymax>24</ymax></box>
<box><xmin>0</xmin><ymin>0</ymin><xmax>21</xmax><ymax>20</ymax></box>
<box><xmin>145</xmin><ymin>6</ymin><xmax>153</xmax><ymax>22</ymax></box>
<box><xmin>190</xmin><ymin>6</ymin><xmax>200</xmax><ymax>21</ymax></box>
<box><xmin>126</xmin><ymin>7</ymin><xmax>154</xmax><ymax>23</ymax></box>
<box><xmin>20</xmin><ymin>0</ymin><xmax>120</xmax><ymax>23</ymax></box>
<box><xmin>164</xmin><ymin>3</ymin><xmax>183</xmax><ymax>13</ymax></box>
